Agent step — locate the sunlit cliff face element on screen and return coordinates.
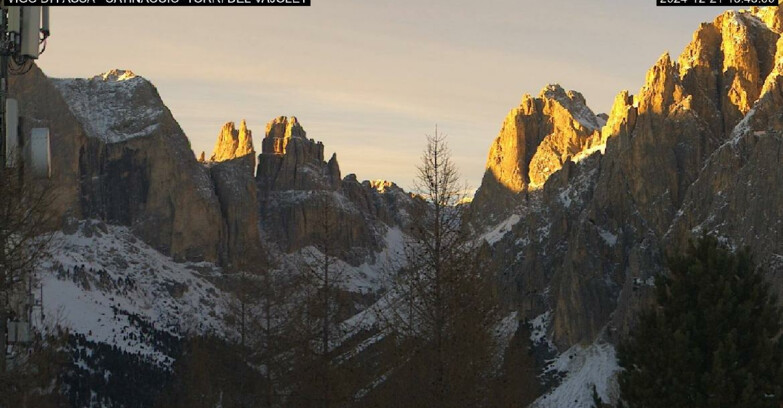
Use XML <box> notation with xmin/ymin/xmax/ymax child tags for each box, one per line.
<box><xmin>479</xmin><ymin>7</ymin><xmax>783</xmax><ymax>203</ymax></box>
<box><xmin>208</xmin><ymin>120</ymin><xmax>255</xmax><ymax>163</ymax></box>
<box><xmin>484</xmin><ymin>85</ymin><xmax>602</xmax><ymax>194</ymax></box>
<box><xmin>263</xmin><ymin>116</ymin><xmax>307</xmax><ymax>156</ymax></box>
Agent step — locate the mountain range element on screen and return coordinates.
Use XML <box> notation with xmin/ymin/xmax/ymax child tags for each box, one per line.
<box><xmin>7</xmin><ymin>6</ymin><xmax>783</xmax><ymax>407</ymax></box>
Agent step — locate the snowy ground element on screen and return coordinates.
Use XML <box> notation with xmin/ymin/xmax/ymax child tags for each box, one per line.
<box><xmin>34</xmin><ymin>220</ymin><xmax>228</xmax><ymax>366</ymax></box>
<box><xmin>32</xmin><ymin>218</ymin><xmax>408</xmax><ymax>368</ymax></box>
<box><xmin>532</xmin><ymin>342</ymin><xmax>620</xmax><ymax>408</ymax></box>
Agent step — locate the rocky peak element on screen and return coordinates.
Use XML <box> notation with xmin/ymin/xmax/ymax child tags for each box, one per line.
<box><xmin>262</xmin><ymin>116</ymin><xmax>308</xmax><ymax>155</ymax></box>
<box><xmin>471</xmin><ymin>84</ymin><xmax>601</xmax><ymax>220</ymax></box>
<box><xmin>677</xmin><ymin>9</ymin><xmax>780</xmax><ymax>136</ymax></box>
<box><xmin>369</xmin><ymin>179</ymin><xmax>397</xmax><ymax>194</ymax></box>
<box><xmin>209</xmin><ymin>120</ymin><xmax>255</xmax><ymax>162</ymax></box>
<box><xmin>47</xmin><ymin>67</ymin><xmax>226</xmax><ymax>263</ymax></box>
<box><xmin>638</xmin><ymin>53</ymin><xmax>685</xmax><ymax>115</ymax></box>
<box><xmin>526</xmin><ymin>7</ymin><xmax>783</xmax><ymax>350</ymax></box>
<box><xmin>540</xmin><ymin>84</ymin><xmax>602</xmax><ymax>132</ymax></box>
<box><xmin>255</xmin><ymin>119</ymin><xmax>417</xmax><ymax>265</ymax></box>
<box><xmin>98</xmin><ymin>69</ymin><xmax>138</xmax><ymax>82</ymax></box>
<box><xmin>327</xmin><ymin>153</ymin><xmax>340</xmax><ymax>183</ymax></box>
<box><xmin>52</xmin><ymin>70</ymin><xmax>163</xmax><ymax>144</ymax></box>
<box><xmin>256</xmin><ymin>116</ymin><xmax>341</xmax><ymax>191</ymax></box>
<box><xmin>600</xmin><ymin>90</ymin><xmax>637</xmax><ymax>144</ymax></box>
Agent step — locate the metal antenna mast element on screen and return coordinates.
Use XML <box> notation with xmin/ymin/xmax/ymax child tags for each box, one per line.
<box><xmin>0</xmin><ymin>4</ymin><xmax>50</xmax><ymax>372</ymax></box>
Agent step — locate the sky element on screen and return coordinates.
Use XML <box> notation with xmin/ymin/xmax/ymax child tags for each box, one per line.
<box><xmin>37</xmin><ymin>1</ymin><xmax>749</xmax><ymax>191</ymax></box>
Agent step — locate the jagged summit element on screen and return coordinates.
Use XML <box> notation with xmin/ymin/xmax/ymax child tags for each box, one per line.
<box><xmin>672</xmin><ymin>8</ymin><xmax>783</xmax><ymax>137</ymax></box>
<box><xmin>257</xmin><ymin>116</ymin><xmax>341</xmax><ymax>191</ymax></box>
<box><xmin>474</xmin><ymin>5</ymin><xmax>783</xmax><ymax>225</ymax></box>
<box><xmin>369</xmin><ymin>179</ymin><xmax>398</xmax><ymax>193</ymax></box>
<box><xmin>262</xmin><ymin>116</ymin><xmax>308</xmax><ymax>155</ymax></box>
<box><xmin>539</xmin><ymin>84</ymin><xmax>602</xmax><ymax>131</ymax></box>
<box><xmin>254</xmin><ymin>117</ymin><xmax>419</xmax><ymax>264</ymax></box>
<box><xmin>98</xmin><ymin>69</ymin><xmax>138</xmax><ymax>82</ymax></box>
<box><xmin>474</xmin><ymin>5</ymin><xmax>783</xmax><ymax>370</ymax></box>
<box><xmin>209</xmin><ymin>120</ymin><xmax>254</xmax><ymax>162</ymax></box>
<box><xmin>471</xmin><ymin>84</ymin><xmax>602</xmax><ymax>218</ymax></box>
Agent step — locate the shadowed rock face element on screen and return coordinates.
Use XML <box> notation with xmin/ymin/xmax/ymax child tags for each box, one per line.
<box><xmin>84</xmin><ymin>132</ymin><xmax>223</xmax><ymax>263</ymax></box>
<box><xmin>205</xmin><ymin>120</ymin><xmax>261</xmax><ymax>267</ymax></box>
<box><xmin>12</xmin><ymin>66</ymin><xmax>224</xmax><ymax>262</ymax></box>
<box><xmin>477</xmin><ymin>8</ymin><xmax>783</xmax><ymax>350</ymax></box>
<box><xmin>255</xmin><ymin>116</ymin><xmax>420</xmax><ymax>265</ymax></box>
<box><xmin>209</xmin><ymin>154</ymin><xmax>261</xmax><ymax>267</ymax></box>
<box><xmin>255</xmin><ymin>116</ymin><xmax>357</xmax><ymax>257</ymax></box>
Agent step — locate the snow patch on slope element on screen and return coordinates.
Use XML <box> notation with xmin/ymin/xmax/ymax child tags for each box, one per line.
<box><xmin>556</xmin><ymin>160</ymin><xmax>599</xmax><ymax>211</ymax></box>
<box><xmin>532</xmin><ymin>342</ymin><xmax>620</xmax><ymax>408</ymax></box>
<box><xmin>481</xmin><ymin>214</ymin><xmax>521</xmax><ymax>245</ymax></box>
<box><xmin>493</xmin><ymin>311</ymin><xmax>520</xmax><ymax>369</ymax></box>
<box><xmin>598</xmin><ymin>227</ymin><xmax>618</xmax><ymax>247</ymax></box>
<box><xmin>728</xmin><ymin>106</ymin><xmax>757</xmax><ymax>147</ymax></box>
<box><xmin>529</xmin><ymin>311</ymin><xmax>552</xmax><ymax>347</ymax></box>
<box><xmin>571</xmin><ymin>143</ymin><xmax>606</xmax><ymax>164</ymax></box>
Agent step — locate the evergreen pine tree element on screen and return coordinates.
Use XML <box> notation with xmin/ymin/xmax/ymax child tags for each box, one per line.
<box><xmin>618</xmin><ymin>236</ymin><xmax>783</xmax><ymax>407</ymax></box>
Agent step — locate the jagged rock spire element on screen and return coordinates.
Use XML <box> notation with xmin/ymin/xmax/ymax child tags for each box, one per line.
<box><xmin>209</xmin><ymin>120</ymin><xmax>255</xmax><ymax>162</ymax></box>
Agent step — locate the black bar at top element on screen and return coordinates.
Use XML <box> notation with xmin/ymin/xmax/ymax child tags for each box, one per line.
<box><xmin>657</xmin><ymin>0</ymin><xmax>778</xmax><ymax>6</ymax></box>
<box><xmin>4</xmin><ymin>0</ymin><xmax>310</xmax><ymax>5</ymax></box>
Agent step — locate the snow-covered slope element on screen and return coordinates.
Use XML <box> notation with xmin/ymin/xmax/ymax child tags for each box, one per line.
<box><xmin>532</xmin><ymin>342</ymin><xmax>620</xmax><ymax>408</ymax></box>
<box><xmin>35</xmin><ymin>220</ymin><xmax>228</xmax><ymax>366</ymax></box>
<box><xmin>34</xmin><ymin>217</ymin><xmax>411</xmax><ymax>364</ymax></box>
